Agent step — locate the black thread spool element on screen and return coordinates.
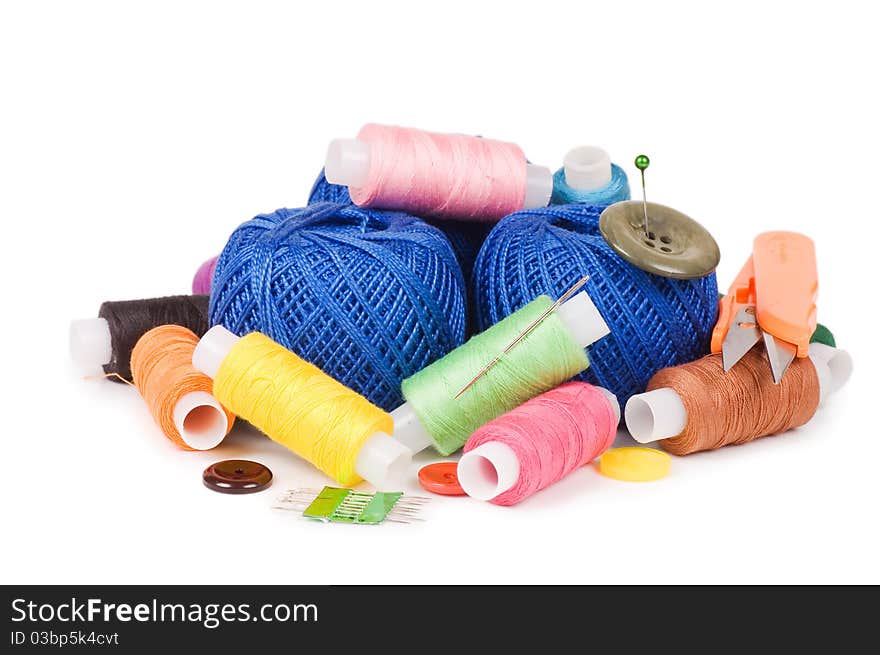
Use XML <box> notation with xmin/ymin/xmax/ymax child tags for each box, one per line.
<box><xmin>70</xmin><ymin>295</ymin><xmax>210</xmax><ymax>381</ymax></box>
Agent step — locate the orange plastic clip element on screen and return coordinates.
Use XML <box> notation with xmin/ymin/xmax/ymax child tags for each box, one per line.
<box><xmin>711</xmin><ymin>232</ymin><xmax>817</xmax><ymax>358</ymax></box>
<box><xmin>752</xmin><ymin>231</ymin><xmax>817</xmax><ymax>358</ymax></box>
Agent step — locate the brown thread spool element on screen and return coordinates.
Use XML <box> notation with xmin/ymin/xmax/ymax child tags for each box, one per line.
<box><xmin>131</xmin><ymin>325</ymin><xmax>235</xmax><ymax>450</ymax></box>
<box><xmin>629</xmin><ymin>347</ymin><xmax>821</xmax><ymax>455</ymax></box>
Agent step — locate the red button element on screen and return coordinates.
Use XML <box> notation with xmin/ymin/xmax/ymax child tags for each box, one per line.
<box><xmin>418</xmin><ymin>462</ymin><xmax>465</xmax><ymax>496</ymax></box>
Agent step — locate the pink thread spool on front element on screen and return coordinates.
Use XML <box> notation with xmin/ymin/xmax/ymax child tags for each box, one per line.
<box><xmin>324</xmin><ymin>124</ymin><xmax>553</xmax><ymax>222</ymax></box>
<box><xmin>458</xmin><ymin>382</ymin><xmax>619</xmax><ymax>506</ymax></box>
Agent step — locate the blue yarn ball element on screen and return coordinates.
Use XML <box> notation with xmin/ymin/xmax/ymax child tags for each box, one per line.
<box><xmin>210</xmin><ymin>202</ymin><xmax>467</xmax><ymax>410</ymax></box>
<box><xmin>474</xmin><ymin>203</ymin><xmax>718</xmax><ymax>406</ymax></box>
<box><xmin>308</xmin><ymin>168</ymin><xmax>490</xmax><ymax>333</ymax></box>
<box><xmin>551</xmin><ymin>163</ymin><xmax>631</xmax><ymax>206</ymax></box>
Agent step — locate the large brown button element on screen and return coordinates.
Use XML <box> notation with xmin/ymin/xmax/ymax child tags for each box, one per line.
<box><xmin>599</xmin><ymin>200</ymin><xmax>720</xmax><ymax>279</ymax></box>
<box><xmin>203</xmin><ymin>460</ymin><xmax>273</xmax><ymax>494</ymax></box>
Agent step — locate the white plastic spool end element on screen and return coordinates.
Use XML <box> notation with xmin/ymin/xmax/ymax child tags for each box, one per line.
<box><xmin>563</xmin><ymin>146</ymin><xmax>612</xmax><ymax>191</ymax></box>
<box><xmin>625</xmin><ymin>388</ymin><xmax>688</xmax><ymax>443</ymax></box>
<box><xmin>457</xmin><ymin>442</ymin><xmax>521</xmax><ymax>501</ymax></box>
<box><xmin>324</xmin><ymin>138</ymin><xmax>371</xmax><ymax>188</ymax></box>
<box><xmin>596</xmin><ymin>386</ymin><xmax>621</xmax><ymax>424</ymax></box>
<box><xmin>192</xmin><ymin>325</ymin><xmax>241</xmax><ymax>380</ymax></box>
<box><xmin>69</xmin><ymin>318</ymin><xmax>112</xmax><ymax>368</ymax></box>
<box><xmin>809</xmin><ymin>355</ymin><xmax>833</xmax><ymax>405</ymax></box>
<box><xmin>523</xmin><ymin>164</ymin><xmax>554</xmax><ymax>209</ymax></box>
<box><xmin>808</xmin><ymin>344</ymin><xmax>853</xmax><ymax>395</ymax></box>
<box><xmin>390</xmin><ymin>402</ymin><xmax>433</xmax><ymax>454</ymax></box>
<box><xmin>556</xmin><ymin>291</ymin><xmax>611</xmax><ymax>349</ymax></box>
<box><xmin>355</xmin><ymin>433</ymin><xmax>413</xmax><ymax>491</ymax></box>
<box><xmin>173</xmin><ymin>391</ymin><xmax>229</xmax><ymax>450</ymax></box>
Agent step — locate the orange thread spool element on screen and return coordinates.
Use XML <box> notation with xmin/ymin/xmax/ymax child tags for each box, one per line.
<box><xmin>648</xmin><ymin>348</ymin><xmax>820</xmax><ymax>456</ymax></box>
<box><xmin>131</xmin><ymin>325</ymin><xmax>234</xmax><ymax>450</ymax></box>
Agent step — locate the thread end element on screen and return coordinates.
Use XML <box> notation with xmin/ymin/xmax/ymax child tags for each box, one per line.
<box><xmin>625</xmin><ymin>388</ymin><xmax>687</xmax><ymax>443</ymax></box>
<box><xmin>69</xmin><ymin>317</ymin><xmax>112</xmax><ymax>369</ymax></box>
<box><xmin>458</xmin><ymin>442</ymin><xmax>520</xmax><ymax>501</ymax></box>
<box><xmin>174</xmin><ymin>391</ymin><xmax>228</xmax><ymax>450</ymax></box>
<box><xmin>563</xmin><ymin>146</ymin><xmax>612</xmax><ymax>191</ymax></box>
<box><xmin>325</xmin><ymin>138</ymin><xmax>371</xmax><ymax>188</ymax></box>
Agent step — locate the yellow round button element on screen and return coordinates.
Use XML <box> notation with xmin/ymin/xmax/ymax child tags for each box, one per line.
<box><xmin>598</xmin><ymin>447</ymin><xmax>671</xmax><ymax>482</ymax></box>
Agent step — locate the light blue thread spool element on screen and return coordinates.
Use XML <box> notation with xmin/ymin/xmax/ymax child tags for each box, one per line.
<box><xmin>551</xmin><ymin>145</ymin><xmax>630</xmax><ymax>206</ymax></box>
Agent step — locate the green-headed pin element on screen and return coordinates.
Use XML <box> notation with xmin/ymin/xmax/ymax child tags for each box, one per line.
<box><xmin>635</xmin><ymin>154</ymin><xmax>651</xmax><ymax>237</ymax></box>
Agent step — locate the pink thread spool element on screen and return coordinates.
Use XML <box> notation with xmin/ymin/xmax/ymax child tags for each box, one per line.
<box><xmin>458</xmin><ymin>382</ymin><xmax>619</xmax><ymax>506</ymax></box>
<box><xmin>192</xmin><ymin>255</ymin><xmax>219</xmax><ymax>295</ymax></box>
<box><xmin>324</xmin><ymin>124</ymin><xmax>553</xmax><ymax>221</ymax></box>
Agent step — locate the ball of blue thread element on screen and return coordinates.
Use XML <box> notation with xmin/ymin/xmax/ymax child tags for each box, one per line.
<box><xmin>309</xmin><ymin>168</ymin><xmax>489</xmax><ymax>333</ymax></box>
<box><xmin>209</xmin><ymin>202</ymin><xmax>467</xmax><ymax>410</ymax></box>
<box><xmin>474</xmin><ymin>203</ymin><xmax>719</xmax><ymax>407</ymax></box>
<box><xmin>551</xmin><ymin>163</ymin><xmax>631</xmax><ymax>206</ymax></box>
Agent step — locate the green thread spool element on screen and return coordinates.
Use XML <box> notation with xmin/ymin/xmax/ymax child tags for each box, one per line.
<box><xmin>399</xmin><ymin>294</ymin><xmax>607</xmax><ymax>455</ymax></box>
<box><xmin>811</xmin><ymin>323</ymin><xmax>836</xmax><ymax>347</ymax></box>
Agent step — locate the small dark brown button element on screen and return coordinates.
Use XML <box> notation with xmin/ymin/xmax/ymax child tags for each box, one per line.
<box><xmin>203</xmin><ymin>459</ymin><xmax>272</xmax><ymax>494</ymax></box>
<box><xmin>599</xmin><ymin>200</ymin><xmax>720</xmax><ymax>279</ymax></box>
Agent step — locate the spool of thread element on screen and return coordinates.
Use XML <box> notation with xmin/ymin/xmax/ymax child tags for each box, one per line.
<box><xmin>324</xmin><ymin>124</ymin><xmax>553</xmax><ymax>221</ymax></box>
<box><xmin>811</xmin><ymin>322</ymin><xmax>836</xmax><ymax>347</ymax></box>
<box><xmin>192</xmin><ymin>325</ymin><xmax>411</xmax><ymax>489</ymax></box>
<box><xmin>551</xmin><ymin>146</ymin><xmax>631</xmax><ymax>206</ymax></box>
<box><xmin>625</xmin><ymin>343</ymin><xmax>853</xmax><ymax>455</ymax></box>
<box><xmin>473</xmin><ymin>203</ymin><xmax>718</xmax><ymax>405</ymax></box>
<box><xmin>308</xmin><ymin>169</ymin><xmax>490</xmax><ymax>335</ymax></box>
<box><xmin>394</xmin><ymin>291</ymin><xmax>610</xmax><ymax>456</ymax></box>
<box><xmin>192</xmin><ymin>255</ymin><xmax>219</xmax><ymax>295</ymax></box>
<box><xmin>210</xmin><ymin>202</ymin><xmax>466</xmax><ymax>411</ymax></box>
<box><xmin>458</xmin><ymin>382</ymin><xmax>619</xmax><ymax>506</ymax></box>
<box><xmin>130</xmin><ymin>325</ymin><xmax>234</xmax><ymax>450</ymax></box>
<box><xmin>70</xmin><ymin>295</ymin><xmax>210</xmax><ymax>382</ymax></box>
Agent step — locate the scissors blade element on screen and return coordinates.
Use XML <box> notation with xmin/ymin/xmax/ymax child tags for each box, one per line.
<box><xmin>721</xmin><ymin>305</ymin><xmax>761</xmax><ymax>371</ymax></box>
<box><xmin>763</xmin><ymin>331</ymin><xmax>797</xmax><ymax>384</ymax></box>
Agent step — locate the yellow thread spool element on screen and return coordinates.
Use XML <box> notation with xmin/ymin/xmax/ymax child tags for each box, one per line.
<box><xmin>193</xmin><ymin>326</ymin><xmax>409</xmax><ymax>488</ymax></box>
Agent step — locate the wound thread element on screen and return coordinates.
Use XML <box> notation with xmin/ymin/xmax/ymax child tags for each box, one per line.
<box><xmin>551</xmin><ymin>163</ymin><xmax>630</xmax><ymax>206</ymax></box>
<box><xmin>474</xmin><ymin>203</ymin><xmax>719</xmax><ymax>406</ymax></box>
<box><xmin>209</xmin><ymin>203</ymin><xmax>466</xmax><ymax>412</ymax></box>
<box><xmin>349</xmin><ymin>124</ymin><xmax>528</xmax><ymax>221</ymax></box>
<box><xmin>100</xmin><ymin>295</ymin><xmax>210</xmax><ymax>382</ymax></box>
<box><xmin>307</xmin><ymin>168</ymin><xmax>491</xmax><ymax>336</ymax></box>
<box><xmin>192</xmin><ymin>256</ymin><xmax>218</xmax><ymax>295</ymax></box>
<box><xmin>649</xmin><ymin>348</ymin><xmax>821</xmax><ymax>456</ymax></box>
<box><xmin>464</xmin><ymin>382</ymin><xmax>617</xmax><ymax>506</ymax></box>
<box><xmin>401</xmin><ymin>296</ymin><xmax>590</xmax><ymax>456</ymax></box>
<box><xmin>212</xmin><ymin>332</ymin><xmax>393</xmax><ymax>486</ymax></box>
<box><xmin>131</xmin><ymin>325</ymin><xmax>234</xmax><ymax>450</ymax></box>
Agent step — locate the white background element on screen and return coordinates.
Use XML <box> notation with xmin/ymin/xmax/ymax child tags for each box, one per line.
<box><xmin>1</xmin><ymin>1</ymin><xmax>877</xmax><ymax>584</ymax></box>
